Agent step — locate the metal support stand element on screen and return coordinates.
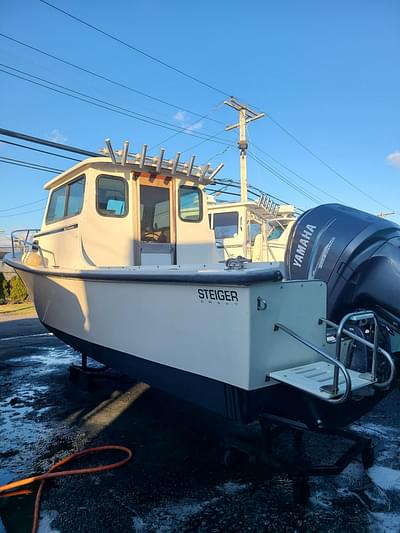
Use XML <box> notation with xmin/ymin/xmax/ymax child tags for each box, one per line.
<box><xmin>224</xmin><ymin>413</ymin><xmax>374</xmax><ymax>505</ymax></box>
<box><xmin>68</xmin><ymin>353</ymin><xmax>121</xmax><ymax>389</ymax></box>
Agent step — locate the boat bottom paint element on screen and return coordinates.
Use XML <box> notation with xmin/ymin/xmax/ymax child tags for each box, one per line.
<box><xmin>43</xmin><ymin>322</ymin><xmax>391</xmax><ymax>429</ymax></box>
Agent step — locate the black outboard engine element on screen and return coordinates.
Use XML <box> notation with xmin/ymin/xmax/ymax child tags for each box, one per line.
<box><xmin>285</xmin><ymin>203</ymin><xmax>400</xmax><ymax>329</ymax></box>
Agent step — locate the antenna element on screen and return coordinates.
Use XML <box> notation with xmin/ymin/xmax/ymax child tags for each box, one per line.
<box><xmin>224</xmin><ymin>98</ymin><xmax>265</xmax><ymax>202</ymax></box>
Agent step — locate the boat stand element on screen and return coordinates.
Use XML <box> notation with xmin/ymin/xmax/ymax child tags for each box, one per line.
<box><xmin>69</xmin><ymin>353</ymin><xmax>121</xmax><ymax>389</ymax></box>
<box><xmin>224</xmin><ymin>413</ymin><xmax>374</xmax><ymax>504</ymax></box>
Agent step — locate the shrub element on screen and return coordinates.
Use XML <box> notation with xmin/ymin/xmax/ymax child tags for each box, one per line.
<box><xmin>9</xmin><ymin>275</ymin><xmax>28</xmax><ymax>304</ymax></box>
<box><xmin>0</xmin><ymin>273</ymin><xmax>9</xmax><ymax>304</ymax></box>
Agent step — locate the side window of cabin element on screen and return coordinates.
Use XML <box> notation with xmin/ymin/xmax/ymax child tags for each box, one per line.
<box><xmin>46</xmin><ymin>176</ymin><xmax>85</xmax><ymax>224</ymax></box>
<box><xmin>97</xmin><ymin>176</ymin><xmax>128</xmax><ymax>217</ymax></box>
<box><xmin>213</xmin><ymin>211</ymin><xmax>239</xmax><ymax>239</ymax></box>
<box><xmin>66</xmin><ymin>178</ymin><xmax>85</xmax><ymax>217</ymax></box>
<box><xmin>178</xmin><ymin>186</ymin><xmax>202</xmax><ymax>222</ymax></box>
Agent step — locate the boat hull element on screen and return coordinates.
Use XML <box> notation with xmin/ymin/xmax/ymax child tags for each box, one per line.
<box><xmin>9</xmin><ymin>260</ymin><xmax>393</xmax><ymax>429</ymax></box>
<box><xmin>43</xmin><ymin>320</ymin><xmax>389</xmax><ymax>428</ymax></box>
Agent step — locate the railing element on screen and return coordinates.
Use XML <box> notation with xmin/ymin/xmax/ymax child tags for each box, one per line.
<box><xmin>320</xmin><ymin>312</ymin><xmax>396</xmax><ymax>391</ymax></box>
<box><xmin>11</xmin><ymin>228</ymin><xmax>45</xmax><ymax>265</ymax></box>
<box><xmin>274</xmin><ymin>323</ymin><xmax>352</xmax><ymax>404</ymax></box>
<box><xmin>275</xmin><ymin>310</ymin><xmax>396</xmax><ymax>403</ymax></box>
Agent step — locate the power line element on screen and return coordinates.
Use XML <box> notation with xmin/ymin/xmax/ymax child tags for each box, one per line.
<box><xmin>181</xmin><ymin>128</ymin><xmax>232</xmax><ymax>155</ymax></box>
<box><xmin>0</xmin><ymin>207</ymin><xmax>44</xmax><ymax>218</ymax></box>
<box><xmin>37</xmin><ymin>0</ymin><xmax>393</xmax><ymax>211</ymax></box>
<box><xmin>0</xmin><ymin>156</ymin><xmax>64</xmax><ymax>173</ymax></box>
<box><xmin>211</xmin><ymin>178</ymin><xmax>304</xmax><ymax>213</ymax></box>
<box><xmin>0</xmin><ymin>64</ymin><xmax>234</xmax><ymax>147</ymax></box>
<box><xmin>267</xmin><ymin>114</ymin><xmax>393</xmax><ymax>211</ymax></box>
<box><xmin>249</xmin><ymin>140</ymin><xmax>344</xmax><ymax>204</ymax></box>
<box><xmin>0</xmin><ymin>128</ymin><xmax>99</xmax><ymax>158</ymax></box>
<box><xmin>149</xmin><ymin>101</ymin><xmax>226</xmax><ymax>151</ymax></box>
<box><xmin>39</xmin><ymin>0</ymin><xmax>230</xmax><ymax>97</ymax></box>
<box><xmin>0</xmin><ymin>32</ymin><xmax>226</xmax><ymax>127</ymax></box>
<box><xmin>248</xmin><ymin>150</ymin><xmax>322</xmax><ymax>204</ymax></box>
<box><xmin>0</xmin><ymin>139</ymin><xmax>82</xmax><ymax>162</ymax></box>
<box><xmin>0</xmin><ymin>198</ymin><xmax>47</xmax><ymax>213</ymax></box>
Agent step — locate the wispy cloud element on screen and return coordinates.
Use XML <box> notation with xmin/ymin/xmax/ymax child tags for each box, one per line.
<box><xmin>174</xmin><ymin>111</ymin><xmax>186</xmax><ymax>124</ymax></box>
<box><xmin>173</xmin><ymin>111</ymin><xmax>203</xmax><ymax>134</ymax></box>
<box><xmin>387</xmin><ymin>150</ymin><xmax>400</xmax><ymax>168</ymax></box>
<box><xmin>49</xmin><ymin>129</ymin><xmax>67</xmax><ymax>143</ymax></box>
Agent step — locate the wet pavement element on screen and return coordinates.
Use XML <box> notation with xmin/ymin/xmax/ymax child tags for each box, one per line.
<box><xmin>1</xmin><ymin>317</ymin><xmax>400</xmax><ymax>532</ymax></box>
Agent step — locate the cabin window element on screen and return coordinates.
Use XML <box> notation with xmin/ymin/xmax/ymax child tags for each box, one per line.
<box><xmin>268</xmin><ymin>222</ymin><xmax>287</xmax><ymax>241</ymax></box>
<box><xmin>213</xmin><ymin>211</ymin><xmax>239</xmax><ymax>239</ymax></box>
<box><xmin>66</xmin><ymin>178</ymin><xmax>85</xmax><ymax>217</ymax></box>
<box><xmin>46</xmin><ymin>175</ymin><xmax>85</xmax><ymax>224</ymax></box>
<box><xmin>97</xmin><ymin>175</ymin><xmax>128</xmax><ymax>217</ymax></box>
<box><xmin>140</xmin><ymin>185</ymin><xmax>171</xmax><ymax>243</ymax></box>
<box><xmin>178</xmin><ymin>186</ymin><xmax>202</xmax><ymax>222</ymax></box>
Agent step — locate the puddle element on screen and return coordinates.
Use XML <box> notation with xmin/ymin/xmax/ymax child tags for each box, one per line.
<box><xmin>0</xmin><ymin>333</ymin><xmax>53</xmax><ymax>343</ymax></box>
<box><xmin>0</xmin><ymin>344</ymin><xmax>78</xmax><ymax>480</ymax></box>
<box><xmin>132</xmin><ymin>498</ymin><xmax>209</xmax><ymax>532</ymax></box>
<box><xmin>370</xmin><ymin>512</ymin><xmax>400</xmax><ymax>532</ymax></box>
<box><xmin>368</xmin><ymin>466</ymin><xmax>400</xmax><ymax>491</ymax></box>
<box><xmin>37</xmin><ymin>511</ymin><xmax>61</xmax><ymax>533</ymax></box>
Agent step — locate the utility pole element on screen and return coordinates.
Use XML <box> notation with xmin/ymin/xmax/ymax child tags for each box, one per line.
<box><xmin>225</xmin><ymin>98</ymin><xmax>265</xmax><ymax>202</ymax></box>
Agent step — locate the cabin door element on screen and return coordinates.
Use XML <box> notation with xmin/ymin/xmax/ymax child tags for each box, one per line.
<box><xmin>138</xmin><ymin>175</ymin><xmax>176</xmax><ymax>265</ymax></box>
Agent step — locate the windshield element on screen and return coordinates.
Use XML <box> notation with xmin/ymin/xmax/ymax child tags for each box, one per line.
<box><xmin>267</xmin><ymin>221</ymin><xmax>288</xmax><ymax>241</ymax></box>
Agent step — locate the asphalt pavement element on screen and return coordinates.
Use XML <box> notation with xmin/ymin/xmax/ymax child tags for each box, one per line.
<box><xmin>1</xmin><ymin>315</ymin><xmax>400</xmax><ymax>532</ymax></box>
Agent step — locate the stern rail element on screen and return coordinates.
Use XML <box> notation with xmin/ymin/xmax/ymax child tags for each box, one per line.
<box><xmin>273</xmin><ymin>310</ymin><xmax>396</xmax><ymax>403</ymax></box>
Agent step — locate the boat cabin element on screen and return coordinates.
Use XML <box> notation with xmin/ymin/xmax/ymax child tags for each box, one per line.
<box><xmin>34</xmin><ymin>146</ymin><xmax>224</xmax><ymax>269</ymax></box>
<box><xmin>208</xmin><ymin>197</ymin><xmax>296</xmax><ymax>262</ymax></box>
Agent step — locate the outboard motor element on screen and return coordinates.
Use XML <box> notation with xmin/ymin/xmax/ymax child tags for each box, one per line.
<box><xmin>285</xmin><ymin>204</ymin><xmax>400</xmax><ymax>330</ymax></box>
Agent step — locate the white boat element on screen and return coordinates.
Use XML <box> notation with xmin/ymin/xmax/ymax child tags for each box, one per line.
<box><xmin>5</xmin><ymin>142</ymin><xmax>397</xmax><ymax>430</ymax></box>
<box><xmin>207</xmin><ymin>181</ymin><xmax>296</xmax><ymax>262</ymax></box>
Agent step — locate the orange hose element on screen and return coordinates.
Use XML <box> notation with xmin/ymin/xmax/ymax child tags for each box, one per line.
<box><xmin>0</xmin><ymin>445</ymin><xmax>133</xmax><ymax>533</ymax></box>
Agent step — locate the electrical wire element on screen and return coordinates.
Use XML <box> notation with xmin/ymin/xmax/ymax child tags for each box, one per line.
<box><xmin>181</xmin><ymin>128</ymin><xmax>232</xmax><ymax>155</ymax></box>
<box><xmin>250</xmin><ymin>141</ymin><xmax>345</xmax><ymax>204</ymax></box>
<box><xmin>210</xmin><ymin>177</ymin><xmax>304</xmax><ymax>213</ymax></box>
<box><xmin>0</xmin><ymin>128</ymin><xmax>99</xmax><ymax>158</ymax></box>
<box><xmin>38</xmin><ymin>0</ymin><xmax>230</xmax><ymax>97</ymax></box>
<box><xmin>0</xmin><ymin>207</ymin><xmax>44</xmax><ymax>218</ymax></box>
<box><xmin>248</xmin><ymin>150</ymin><xmax>322</xmax><ymax>204</ymax></box>
<box><xmin>0</xmin><ymin>155</ymin><xmax>64</xmax><ymax>173</ymax></box>
<box><xmin>0</xmin><ymin>198</ymin><xmax>47</xmax><ymax>213</ymax></box>
<box><xmin>267</xmin><ymin>114</ymin><xmax>394</xmax><ymax>211</ymax></box>
<box><xmin>0</xmin><ymin>32</ymin><xmax>226</xmax><ymax>127</ymax></box>
<box><xmin>36</xmin><ymin>0</ymin><xmax>393</xmax><ymax>211</ymax></box>
<box><xmin>0</xmin><ymin>64</ymin><xmax>234</xmax><ymax>147</ymax></box>
<box><xmin>149</xmin><ymin>101</ymin><xmax>226</xmax><ymax>150</ymax></box>
<box><xmin>0</xmin><ymin>139</ymin><xmax>82</xmax><ymax>162</ymax></box>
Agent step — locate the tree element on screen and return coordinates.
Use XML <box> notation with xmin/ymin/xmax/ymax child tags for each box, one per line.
<box><xmin>0</xmin><ymin>273</ymin><xmax>9</xmax><ymax>304</ymax></box>
<box><xmin>9</xmin><ymin>275</ymin><xmax>28</xmax><ymax>304</ymax></box>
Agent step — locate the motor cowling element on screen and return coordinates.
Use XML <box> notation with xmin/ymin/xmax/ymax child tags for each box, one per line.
<box><xmin>285</xmin><ymin>203</ymin><xmax>400</xmax><ymax>328</ymax></box>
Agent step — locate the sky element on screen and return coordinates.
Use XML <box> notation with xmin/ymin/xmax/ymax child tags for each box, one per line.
<box><xmin>0</xmin><ymin>0</ymin><xmax>399</xmax><ymax>239</ymax></box>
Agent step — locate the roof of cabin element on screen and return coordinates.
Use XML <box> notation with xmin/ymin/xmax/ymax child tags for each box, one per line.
<box><xmin>44</xmin><ymin>150</ymin><xmax>224</xmax><ymax>190</ymax></box>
